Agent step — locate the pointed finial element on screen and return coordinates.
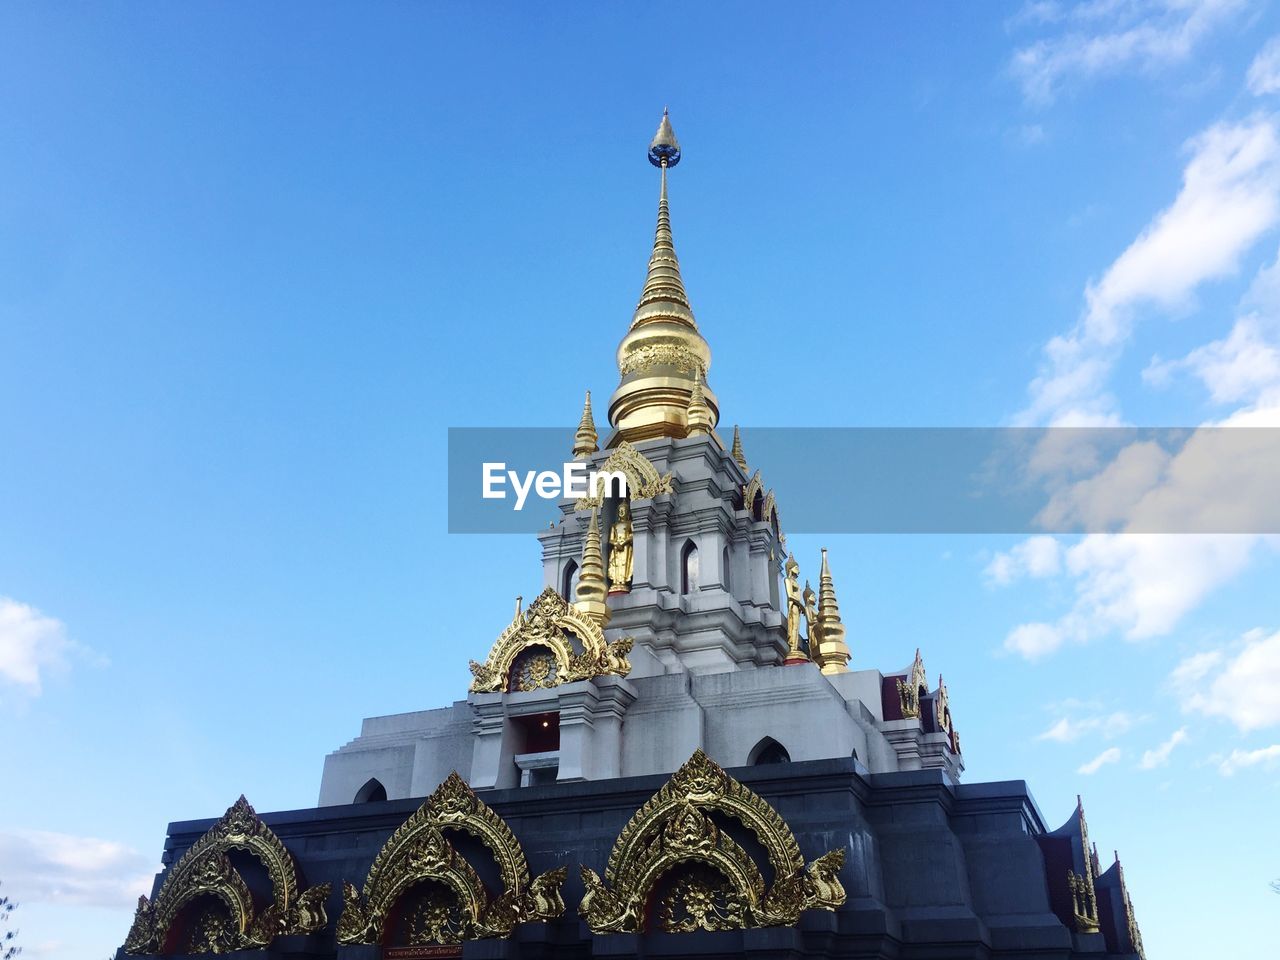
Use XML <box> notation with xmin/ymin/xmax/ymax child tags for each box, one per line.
<box><xmin>573</xmin><ymin>508</ymin><xmax>610</xmax><ymax>627</ymax></box>
<box><xmin>815</xmin><ymin>548</ymin><xmax>851</xmax><ymax>674</ymax></box>
<box><xmin>686</xmin><ymin>372</ymin><xmax>713</xmax><ymax>436</ymax></box>
<box><xmin>648</xmin><ymin>108</ymin><xmax>681</xmax><ymax>168</ymax></box>
<box><xmin>573</xmin><ymin>390</ymin><xmax>599</xmax><ymax>459</ymax></box>
<box><xmin>731</xmin><ymin>425</ymin><xmax>747</xmax><ymax>471</ymax></box>
<box><xmin>515</xmin><ymin>595</ymin><xmax>522</xmax><ymax>618</ymax></box>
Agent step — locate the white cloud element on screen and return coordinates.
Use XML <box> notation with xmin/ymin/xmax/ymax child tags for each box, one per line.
<box><xmin>1002</xmin><ymin>534</ymin><xmax>1261</xmax><ymax>657</ymax></box>
<box><xmin>1139</xmin><ymin>726</ymin><xmax>1188</xmax><ymax>767</ymax></box>
<box><xmin>1010</xmin><ymin>0</ymin><xmax>1249</xmax><ymax>105</ymax></box>
<box><xmin>986</xmin><ymin>535</ymin><xmax>1064</xmax><ymax>585</ymax></box>
<box><xmin>1020</xmin><ymin>116</ymin><xmax>1280</xmax><ymax>426</ymax></box>
<box><xmin>1146</xmin><ymin>314</ymin><xmax>1280</xmax><ymax>403</ymax></box>
<box><xmin>1217</xmin><ymin>743</ymin><xmax>1280</xmax><ymax>774</ymax></box>
<box><xmin>1248</xmin><ymin>35</ymin><xmax>1280</xmax><ymax>96</ymax></box>
<box><xmin>1173</xmin><ymin>627</ymin><xmax>1280</xmax><ymax>731</ymax></box>
<box><xmin>0</xmin><ymin>597</ymin><xmax>73</xmax><ymax>699</ymax></box>
<box><xmin>1039</xmin><ymin>710</ymin><xmax>1136</xmax><ymax>741</ymax></box>
<box><xmin>1006</xmin><ymin>622</ymin><xmax>1067</xmax><ymax>658</ymax></box>
<box><xmin>0</xmin><ymin>830</ymin><xmax>154</xmax><ymax>909</ymax></box>
<box><xmin>1078</xmin><ymin>746</ymin><xmax>1123</xmax><ymax>774</ymax></box>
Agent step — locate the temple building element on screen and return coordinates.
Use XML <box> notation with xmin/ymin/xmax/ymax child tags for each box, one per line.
<box><xmin>117</xmin><ymin>113</ymin><xmax>1146</xmax><ymax>959</ymax></box>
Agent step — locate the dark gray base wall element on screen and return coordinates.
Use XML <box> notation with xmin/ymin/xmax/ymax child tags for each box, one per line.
<box><xmin>120</xmin><ymin>759</ymin><xmax>1139</xmax><ymax>960</ymax></box>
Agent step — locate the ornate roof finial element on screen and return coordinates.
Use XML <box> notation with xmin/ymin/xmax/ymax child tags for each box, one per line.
<box><xmin>731</xmin><ymin>425</ymin><xmax>747</xmax><ymax>471</ymax></box>
<box><xmin>685</xmin><ymin>373</ymin><xmax>713</xmax><ymax>436</ymax></box>
<box><xmin>573</xmin><ymin>390</ymin><xmax>599</xmax><ymax>459</ymax></box>
<box><xmin>648</xmin><ymin>107</ymin><xmax>681</xmax><ymax>169</ymax></box>
<box><xmin>815</xmin><ymin>548</ymin><xmax>851</xmax><ymax>674</ymax></box>
<box><xmin>573</xmin><ymin>508</ymin><xmax>611</xmax><ymax>627</ymax></box>
<box><xmin>607</xmin><ymin>110</ymin><xmax>717</xmax><ymax>445</ymax></box>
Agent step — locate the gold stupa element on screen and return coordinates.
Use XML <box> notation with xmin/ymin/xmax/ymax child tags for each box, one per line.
<box><xmin>607</xmin><ymin>110</ymin><xmax>719</xmax><ymax>445</ymax></box>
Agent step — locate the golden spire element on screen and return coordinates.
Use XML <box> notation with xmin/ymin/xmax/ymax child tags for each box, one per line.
<box><xmin>573</xmin><ymin>508</ymin><xmax>611</xmax><ymax>627</ymax></box>
<box><xmin>731</xmin><ymin>425</ymin><xmax>747</xmax><ymax>471</ymax></box>
<box><xmin>573</xmin><ymin>390</ymin><xmax>599</xmax><ymax>459</ymax></box>
<box><xmin>815</xmin><ymin>548</ymin><xmax>851</xmax><ymax>674</ymax></box>
<box><xmin>607</xmin><ymin>110</ymin><xmax>718</xmax><ymax>445</ymax></box>
<box><xmin>685</xmin><ymin>373</ymin><xmax>713</xmax><ymax>436</ymax></box>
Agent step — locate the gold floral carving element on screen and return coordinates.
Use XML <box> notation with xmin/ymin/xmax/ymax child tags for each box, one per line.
<box><xmin>1071</xmin><ymin>805</ymin><xmax>1100</xmax><ymax>934</ymax></box>
<box><xmin>619</xmin><ymin>342</ymin><xmax>706</xmax><ymax>377</ymax></box>
<box><xmin>468</xmin><ymin>587</ymin><xmax>633</xmax><ymax>693</ymax></box>
<box><xmin>743</xmin><ymin>471</ymin><xmax>764</xmax><ymax>517</ymax></box>
<box><xmin>762</xmin><ymin>490</ymin><xmax>779</xmax><ymax>529</ymax></box>
<box><xmin>575</xmin><ymin>441</ymin><xmax>674</xmax><ymax>510</ymax></box>
<box><xmin>579</xmin><ymin>749</ymin><xmax>846</xmax><ymax>934</ymax></box>
<box><xmin>121</xmin><ymin>796</ymin><xmax>330</xmax><ymax>955</ymax></box>
<box><xmin>336</xmin><ymin>772</ymin><xmax>567</xmax><ymax>946</ymax></box>
<box><xmin>895</xmin><ymin>649</ymin><xmax>927</xmax><ymax>719</ymax></box>
<box><xmin>1117</xmin><ymin>860</ymin><xmax>1146</xmax><ymax>960</ymax></box>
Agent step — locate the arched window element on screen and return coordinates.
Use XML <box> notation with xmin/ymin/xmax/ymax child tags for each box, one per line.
<box><xmin>681</xmin><ymin>540</ymin><xmax>699</xmax><ymax>595</ymax></box>
<box><xmin>355</xmin><ymin>778</ymin><xmax>387</xmax><ymax>803</ymax></box>
<box><xmin>748</xmin><ymin>737</ymin><xmax>791</xmax><ymax>765</ymax></box>
<box><xmin>562</xmin><ymin>559</ymin><xmax>579</xmax><ymax>600</ymax></box>
<box><xmin>722</xmin><ymin>546</ymin><xmax>731</xmax><ymax>591</ymax></box>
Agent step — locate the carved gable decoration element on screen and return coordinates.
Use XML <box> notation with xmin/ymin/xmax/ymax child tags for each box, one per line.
<box><xmin>469</xmin><ymin>586</ymin><xmax>632</xmax><ymax>693</ymax></box>
<box><xmin>336</xmin><ymin>772</ymin><xmax>566</xmax><ymax>946</ymax></box>
<box><xmin>575</xmin><ymin>440</ymin><xmax>674</xmax><ymax>510</ymax></box>
<box><xmin>121</xmin><ymin>796</ymin><xmax>330</xmax><ymax>955</ymax></box>
<box><xmin>579</xmin><ymin>749</ymin><xmax>846</xmax><ymax>934</ymax></box>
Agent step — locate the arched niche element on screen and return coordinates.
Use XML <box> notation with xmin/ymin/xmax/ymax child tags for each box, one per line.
<box><xmin>355</xmin><ymin>778</ymin><xmax>388</xmax><ymax>803</ymax></box>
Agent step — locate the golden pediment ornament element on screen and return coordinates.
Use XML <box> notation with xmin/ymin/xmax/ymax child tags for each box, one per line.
<box><xmin>579</xmin><ymin>749</ymin><xmax>846</xmax><ymax>934</ymax></box>
<box><xmin>468</xmin><ymin>586</ymin><xmax>632</xmax><ymax>693</ymax></box>
<box><xmin>121</xmin><ymin>796</ymin><xmax>330</xmax><ymax>955</ymax></box>
<box><xmin>574</xmin><ymin>440</ymin><xmax>674</xmax><ymax>511</ymax></box>
<box><xmin>896</xmin><ymin>648</ymin><xmax>927</xmax><ymax>719</ymax></box>
<box><xmin>336</xmin><ymin>772</ymin><xmax>567</xmax><ymax>946</ymax></box>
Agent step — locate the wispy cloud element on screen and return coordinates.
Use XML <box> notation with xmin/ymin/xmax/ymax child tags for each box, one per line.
<box><xmin>986</xmin><ymin>535</ymin><xmax>1063</xmax><ymax>586</ymax></box>
<box><xmin>1217</xmin><ymin>743</ymin><xmax>1280</xmax><ymax>774</ymax></box>
<box><xmin>1010</xmin><ymin>0</ymin><xmax>1249</xmax><ymax>105</ymax></box>
<box><xmin>1139</xmin><ymin>726</ymin><xmax>1188</xmax><ymax>767</ymax></box>
<box><xmin>1248</xmin><ymin>35</ymin><xmax>1280</xmax><ymax>96</ymax></box>
<box><xmin>1038</xmin><ymin>707</ymin><xmax>1136</xmax><ymax>742</ymax></box>
<box><xmin>1078</xmin><ymin>745</ymin><xmax>1123</xmax><ymax>774</ymax></box>
<box><xmin>0</xmin><ymin>830</ymin><xmax>155</xmax><ymax>910</ymax></box>
<box><xmin>1172</xmin><ymin>627</ymin><xmax>1280</xmax><ymax>731</ymax></box>
<box><xmin>1019</xmin><ymin>115</ymin><xmax>1280</xmax><ymax>426</ymax></box>
<box><xmin>0</xmin><ymin>597</ymin><xmax>73</xmax><ymax>700</ymax></box>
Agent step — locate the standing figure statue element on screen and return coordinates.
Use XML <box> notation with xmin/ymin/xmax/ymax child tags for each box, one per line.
<box><xmin>783</xmin><ymin>555</ymin><xmax>807</xmax><ymax>661</ymax></box>
<box><xmin>803</xmin><ymin>580</ymin><xmax>820</xmax><ymax>663</ymax></box>
<box><xmin>607</xmin><ymin>500</ymin><xmax>634</xmax><ymax>592</ymax></box>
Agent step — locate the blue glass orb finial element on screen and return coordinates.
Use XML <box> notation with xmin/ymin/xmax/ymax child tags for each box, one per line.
<box><xmin>648</xmin><ymin>108</ymin><xmax>681</xmax><ymax>168</ymax></box>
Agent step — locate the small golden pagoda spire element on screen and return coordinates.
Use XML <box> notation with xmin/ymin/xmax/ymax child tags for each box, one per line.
<box><xmin>685</xmin><ymin>374</ymin><xmax>713</xmax><ymax>436</ymax></box>
<box><xmin>815</xmin><ymin>548</ymin><xmax>851</xmax><ymax>674</ymax></box>
<box><xmin>731</xmin><ymin>425</ymin><xmax>747</xmax><ymax>471</ymax></box>
<box><xmin>608</xmin><ymin>109</ymin><xmax>718</xmax><ymax>444</ymax></box>
<box><xmin>573</xmin><ymin>508</ymin><xmax>611</xmax><ymax>627</ymax></box>
<box><xmin>573</xmin><ymin>390</ymin><xmax>599</xmax><ymax>459</ymax></box>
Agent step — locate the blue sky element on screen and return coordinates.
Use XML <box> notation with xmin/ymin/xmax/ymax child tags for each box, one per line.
<box><xmin>2</xmin><ymin>2</ymin><xmax>1280</xmax><ymax>957</ymax></box>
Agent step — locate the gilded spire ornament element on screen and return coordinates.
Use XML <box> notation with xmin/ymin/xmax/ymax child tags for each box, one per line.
<box><xmin>814</xmin><ymin>549</ymin><xmax>851</xmax><ymax>674</ymax></box>
<box><xmin>573</xmin><ymin>390</ymin><xmax>599</xmax><ymax>459</ymax></box>
<box><xmin>574</xmin><ymin>508</ymin><xmax>611</xmax><ymax>627</ymax></box>
<box><xmin>731</xmin><ymin>425</ymin><xmax>747</xmax><ymax>471</ymax></box>
<box><xmin>685</xmin><ymin>373</ymin><xmax>713</xmax><ymax>436</ymax></box>
<box><xmin>608</xmin><ymin>109</ymin><xmax>718</xmax><ymax>444</ymax></box>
